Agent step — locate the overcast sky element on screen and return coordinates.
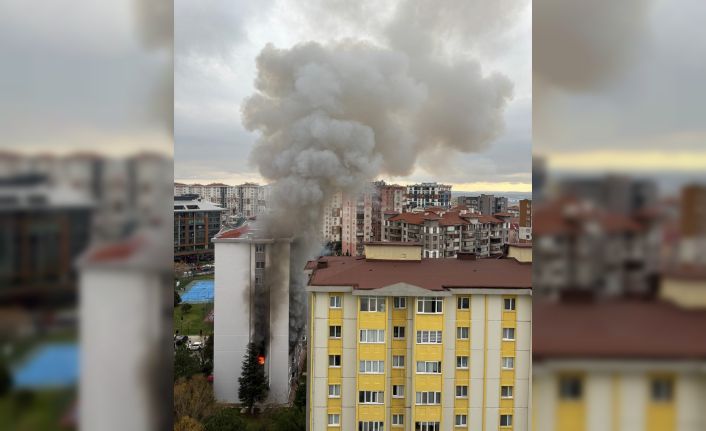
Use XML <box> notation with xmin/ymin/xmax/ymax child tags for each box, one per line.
<box><xmin>534</xmin><ymin>0</ymin><xmax>706</xmax><ymax>178</ymax></box>
<box><xmin>174</xmin><ymin>0</ymin><xmax>532</xmax><ymax>192</ymax></box>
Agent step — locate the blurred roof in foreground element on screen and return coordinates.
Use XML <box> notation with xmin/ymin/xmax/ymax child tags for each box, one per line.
<box><xmin>534</xmin><ymin>299</ymin><xmax>706</xmax><ymax>361</ymax></box>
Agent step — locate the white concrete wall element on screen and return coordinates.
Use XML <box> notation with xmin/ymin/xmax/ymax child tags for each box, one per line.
<box><xmin>311</xmin><ymin>292</ymin><xmax>329</xmax><ymax>430</ymax></box>
<box><xmin>80</xmin><ymin>269</ymin><xmax>163</xmax><ymax>431</ymax></box>
<box><xmin>267</xmin><ymin>241</ymin><xmax>291</xmax><ymax>404</ymax></box>
<box><xmin>213</xmin><ymin>241</ymin><xmax>252</xmax><ymax>403</ymax></box>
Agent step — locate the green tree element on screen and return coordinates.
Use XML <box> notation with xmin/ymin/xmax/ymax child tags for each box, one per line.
<box><xmin>203</xmin><ymin>408</ymin><xmax>246</xmax><ymax>431</ymax></box>
<box><xmin>238</xmin><ymin>343</ymin><xmax>268</xmax><ymax>414</ymax></box>
<box><xmin>270</xmin><ymin>407</ymin><xmax>305</xmax><ymax>431</ymax></box>
<box><xmin>293</xmin><ymin>380</ymin><xmax>305</xmax><ymax>410</ymax></box>
<box><xmin>181</xmin><ymin>303</ymin><xmax>193</xmax><ymax>315</ymax></box>
<box><xmin>175</xmin><ymin>290</ymin><xmax>182</xmax><ymax>307</ymax></box>
<box><xmin>175</xmin><ymin>344</ymin><xmax>201</xmax><ymax>381</ymax></box>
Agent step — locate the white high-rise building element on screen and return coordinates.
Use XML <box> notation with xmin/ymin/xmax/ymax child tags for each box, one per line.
<box><xmin>212</xmin><ymin>225</ymin><xmax>297</xmax><ymax>405</ymax></box>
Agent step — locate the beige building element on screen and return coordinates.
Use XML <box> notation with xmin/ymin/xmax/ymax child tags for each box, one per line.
<box><xmin>306</xmin><ymin>243</ymin><xmax>532</xmax><ymax>431</ymax></box>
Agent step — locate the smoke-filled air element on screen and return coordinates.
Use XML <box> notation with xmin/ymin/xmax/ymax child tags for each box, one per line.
<box><xmin>241</xmin><ymin>0</ymin><xmax>516</xmax><ymax>348</ymax></box>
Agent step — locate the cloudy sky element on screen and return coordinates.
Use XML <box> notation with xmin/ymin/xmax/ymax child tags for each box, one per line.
<box><xmin>534</xmin><ymin>0</ymin><xmax>706</xmax><ymax>179</ymax></box>
<box><xmin>174</xmin><ymin>0</ymin><xmax>532</xmax><ymax>192</ymax></box>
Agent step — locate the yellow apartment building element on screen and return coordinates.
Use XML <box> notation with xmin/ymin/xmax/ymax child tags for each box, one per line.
<box><xmin>306</xmin><ymin>243</ymin><xmax>532</xmax><ymax>431</ymax></box>
<box><xmin>533</xmin><ymin>295</ymin><xmax>706</xmax><ymax>431</ymax></box>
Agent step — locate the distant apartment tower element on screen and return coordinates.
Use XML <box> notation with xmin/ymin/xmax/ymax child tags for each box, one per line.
<box><xmin>377</xmin><ymin>181</ymin><xmax>406</xmax><ymax>214</ymax></box>
<box><xmin>212</xmin><ymin>226</ymin><xmax>297</xmax><ymax>405</ymax></box>
<box><xmin>322</xmin><ymin>192</ymin><xmax>343</xmax><ymax>246</ymax></box>
<box><xmin>518</xmin><ymin>199</ymin><xmax>532</xmax><ymax>243</ymax></box>
<box><xmin>456</xmin><ymin>195</ymin><xmax>480</xmax><ymax>212</ymax></box>
<box><xmin>173</xmin><ymin>196</ymin><xmax>226</xmax><ymax>262</ymax></box>
<box><xmin>306</xmin><ymin>242</ymin><xmax>532</xmax><ymax>431</ymax></box>
<box><xmin>678</xmin><ymin>184</ymin><xmax>706</xmax><ymax>265</ymax></box>
<box><xmin>341</xmin><ymin>190</ymin><xmax>382</xmax><ymax>256</ymax></box>
<box><xmin>405</xmin><ymin>182</ymin><xmax>452</xmax><ymax>210</ymax></box>
<box><xmin>559</xmin><ymin>175</ymin><xmax>657</xmax><ymax>215</ymax></box>
<box><xmin>494</xmin><ymin>196</ymin><xmax>509</xmax><ymax>214</ymax></box>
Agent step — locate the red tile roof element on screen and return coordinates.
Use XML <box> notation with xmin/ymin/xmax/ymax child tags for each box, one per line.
<box><xmin>85</xmin><ymin>237</ymin><xmax>144</xmax><ymax>262</ymax></box>
<box><xmin>309</xmin><ymin>256</ymin><xmax>531</xmax><ymax>291</ymax></box>
<box><xmin>214</xmin><ymin>225</ymin><xmax>250</xmax><ymax>239</ymax></box>
<box><xmin>534</xmin><ymin>299</ymin><xmax>706</xmax><ymax>360</ymax></box>
<box><xmin>388</xmin><ymin>212</ymin><xmax>427</xmax><ymax>225</ymax></box>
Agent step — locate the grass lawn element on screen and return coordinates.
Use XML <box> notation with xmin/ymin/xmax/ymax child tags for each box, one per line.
<box><xmin>174</xmin><ymin>303</ymin><xmax>213</xmax><ymax>336</ymax></box>
<box><xmin>0</xmin><ymin>389</ymin><xmax>75</xmax><ymax>431</ymax></box>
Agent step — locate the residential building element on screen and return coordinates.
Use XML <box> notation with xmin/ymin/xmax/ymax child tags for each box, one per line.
<box><xmin>384</xmin><ymin>208</ymin><xmax>509</xmax><ymax>258</ymax></box>
<box><xmin>518</xmin><ymin>199</ymin><xmax>532</xmax><ymax>243</ymax></box>
<box><xmin>534</xmin><ymin>296</ymin><xmax>706</xmax><ymax>431</ymax></box>
<box><xmin>558</xmin><ymin>176</ymin><xmax>658</xmax><ymax>215</ymax></box>
<box><xmin>405</xmin><ymin>183</ymin><xmax>452</xmax><ymax>210</ymax></box>
<box><xmin>678</xmin><ymin>184</ymin><xmax>706</xmax><ymax>265</ymax></box>
<box><xmin>212</xmin><ymin>225</ymin><xmax>303</xmax><ymax>405</ymax></box>
<box><xmin>532</xmin><ymin>198</ymin><xmax>661</xmax><ymax>298</ymax></box>
<box><xmin>377</xmin><ymin>181</ymin><xmax>406</xmax><ymax>214</ymax></box>
<box><xmin>456</xmin><ymin>196</ymin><xmax>480</xmax><ymax>213</ymax></box>
<box><xmin>306</xmin><ymin>242</ymin><xmax>532</xmax><ymax>431</ymax></box>
<box><xmin>0</xmin><ymin>174</ymin><xmax>93</xmax><ymax>305</ymax></box>
<box><xmin>494</xmin><ymin>197</ymin><xmax>509</xmax><ymax>214</ymax></box>
<box><xmin>173</xmin><ymin>196</ymin><xmax>226</xmax><ymax>262</ymax></box>
<box><xmin>341</xmin><ymin>190</ymin><xmax>382</xmax><ymax>256</ymax></box>
<box><xmin>173</xmin><ymin>182</ymin><xmax>270</xmax><ymax>218</ymax></box>
<box><xmin>322</xmin><ymin>191</ymin><xmax>343</xmax><ymax>247</ymax></box>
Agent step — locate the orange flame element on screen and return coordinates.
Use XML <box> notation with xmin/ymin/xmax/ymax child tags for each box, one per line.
<box><xmin>257</xmin><ymin>355</ymin><xmax>265</xmax><ymax>365</ymax></box>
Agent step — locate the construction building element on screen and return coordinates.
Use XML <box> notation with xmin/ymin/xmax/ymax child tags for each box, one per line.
<box><xmin>306</xmin><ymin>242</ymin><xmax>532</xmax><ymax>431</ymax></box>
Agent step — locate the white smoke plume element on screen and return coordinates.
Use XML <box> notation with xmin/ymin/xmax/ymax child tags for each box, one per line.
<box><xmin>241</xmin><ymin>0</ymin><xmax>516</xmax><ymax>348</ymax></box>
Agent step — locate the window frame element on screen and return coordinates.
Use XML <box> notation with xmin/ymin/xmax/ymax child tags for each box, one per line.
<box><xmin>393</xmin><ymin>297</ymin><xmax>407</xmax><ymax>309</ymax></box>
<box><xmin>416</xmin><ymin>297</ymin><xmax>444</xmax><ymax>314</ymax></box>
<box><xmin>359</xmin><ymin>329</ymin><xmax>385</xmax><ymax>343</ymax></box>
<box><xmin>457</xmin><ymin>297</ymin><xmax>470</xmax><ymax>310</ymax></box>
<box><xmin>456</xmin><ymin>326</ymin><xmax>469</xmax><ymax>340</ymax></box>
<box><xmin>392</xmin><ymin>384</ymin><xmax>405</xmax><ymax>398</ymax></box>
<box><xmin>456</xmin><ymin>355</ymin><xmax>469</xmax><ymax>369</ymax></box>
<box><xmin>328</xmin><ymin>413</ymin><xmax>340</xmax><ymax>427</ymax></box>
<box><xmin>328</xmin><ymin>384</ymin><xmax>341</xmax><ymax>398</ymax></box>
<box><xmin>392</xmin><ymin>355</ymin><xmax>405</xmax><ymax>368</ymax></box>
<box><xmin>393</xmin><ymin>325</ymin><xmax>406</xmax><ymax>339</ymax></box>
<box><xmin>329</xmin><ymin>295</ymin><xmax>342</xmax><ymax>308</ymax></box>
<box><xmin>501</xmin><ymin>385</ymin><xmax>514</xmax><ymax>399</ymax></box>
<box><xmin>503</xmin><ymin>297</ymin><xmax>516</xmax><ymax>311</ymax></box>
<box><xmin>328</xmin><ymin>355</ymin><xmax>341</xmax><ymax>367</ymax></box>
<box><xmin>455</xmin><ymin>385</ymin><xmax>468</xmax><ymax>398</ymax></box>
<box><xmin>502</xmin><ymin>356</ymin><xmax>515</xmax><ymax>370</ymax></box>
<box><xmin>502</xmin><ymin>327</ymin><xmax>516</xmax><ymax>341</ymax></box>
<box><xmin>500</xmin><ymin>414</ymin><xmax>513</xmax><ymax>427</ymax></box>
<box><xmin>455</xmin><ymin>414</ymin><xmax>467</xmax><ymax>427</ymax></box>
<box><xmin>329</xmin><ymin>325</ymin><xmax>342</xmax><ymax>339</ymax></box>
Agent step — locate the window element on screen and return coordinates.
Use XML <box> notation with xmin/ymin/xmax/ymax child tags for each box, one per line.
<box><xmin>455</xmin><ymin>385</ymin><xmax>468</xmax><ymax>398</ymax></box>
<box><xmin>502</xmin><ymin>327</ymin><xmax>516</xmax><ymax>340</ymax></box>
<box><xmin>392</xmin><ymin>414</ymin><xmax>404</xmax><ymax>426</ymax></box>
<box><xmin>393</xmin><ymin>297</ymin><xmax>407</xmax><ymax>309</ymax></box>
<box><xmin>416</xmin><ymin>361</ymin><xmax>442</xmax><ymax>374</ymax></box>
<box><xmin>329</xmin><ymin>355</ymin><xmax>341</xmax><ymax>367</ymax></box>
<box><xmin>330</xmin><ymin>295</ymin><xmax>342</xmax><ymax>308</ymax></box>
<box><xmin>416</xmin><ymin>330</ymin><xmax>443</xmax><ymax>344</ymax></box>
<box><xmin>392</xmin><ymin>385</ymin><xmax>405</xmax><ymax>398</ymax></box>
<box><xmin>255</xmin><ymin>261</ymin><xmax>265</xmax><ymax>269</ymax></box>
<box><xmin>255</xmin><ymin>244</ymin><xmax>266</xmax><ymax>253</ymax></box>
<box><xmin>360</xmin><ymin>296</ymin><xmax>385</xmax><ymax>312</ymax></box>
<box><xmin>358</xmin><ymin>422</ymin><xmax>384</xmax><ymax>431</ymax></box>
<box><xmin>359</xmin><ymin>390</ymin><xmax>384</xmax><ymax>404</ymax></box>
<box><xmin>328</xmin><ymin>414</ymin><xmax>340</xmax><ymax>426</ymax></box>
<box><xmin>504</xmin><ymin>297</ymin><xmax>516</xmax><ymax>311</ymax></box>
<box><xmin>456</xmin><ymin>326</ymin><xmax>469</xmax><ymax>340</ymax></box>
<box><xmin>559</xmin><ymin>376</ymin><xmax>583</xmax><ymax>400</ymax></box>
<box><xmin>360</xmin><ymin>329</ymin><xmax>385</xmax><ymax>343</ymax></box>
<box><xmin>501</xmin><ymin>385</ymin><xmax>514</xmax><ymax>399</ymax></box>
<box><xmin>359</xmin><ymin>360</ymin><xmax>385</xmax><ymax>374</ymax></box>
<box><xmin>392</xmin><ymin>355</ymin><xmax>405</xmax><ymax>368</ymax></box>
<box><xmin>328</xmin><ymin>384</ymin><xmax>341</xmax><ymax>398</ymax></box>
<box><xmin>502</xmin><ymin>357</ymin><xmax>515</xmax><ymax>370</ymax></box>
<box><xmin>393</xmin><ymin>326</ymin><xmax>406</xmax><ymax>339</ymax></box>
<box><xmin>500</xmin><ymin>415</ymin><xmax>513</xmax><ymax>427</ymax></box>
<box><xmin>456</xmin><ymin>356</ymin><xmax>468</xmax><ymax>369</ymax></box>
<box><xmin>415</xmin><ymin>422</ymin><xmax>440</xmax><ymax>431</ymax></box>
<box><xmin>457</xmin><ymin>297</ymin><xmax>470</xmax><ymax>309</ymax></box>
<box><xmin>329</xmin><ymin>325</ymin><xmax>341</xmax><ymax>338</ymax></box>
<box><xmin>415</xmin><ymin>391</ymin><xmax>441</xmax><ymax>405</ymax></box>
<box><xmin>417</xmin><ymin>297</ymin><xmax>443</xmax><ymax>313</ymax></box>
<box><xmin>455</xmin><ymin>415</ymin><xmax>467</xmax><ymax>427</ymax></box>
<box><xmin>651</xmin><ymin>377</ymin><xmax>674</xmax><ymax>402</ymax></box>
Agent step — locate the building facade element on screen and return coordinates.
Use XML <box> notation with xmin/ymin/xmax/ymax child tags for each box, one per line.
<box><xmin>405</xmin><ymin>183</ymin><xmax>452</xmax><ymax>211</ymax></box>
<box><xmin>212</xmin><ymin>226</ymin><xmax>299</xmax><ymax>405</ymax></box>
<box><xmin>518</xmin><ymin>200</ymin><xmax>532</xmax><ymax>243</ymax></box>
<box><xmin>384</xmin><ymin>209</ymin><xmax>509</xmax><ymax>258</ymax></box>
<box><xmin>306</xmin><ymin>243</ymin><xmax>532</xmax><ymax>431</ymax></box>
<box><xmin>173</xmin><ymin>196</ymin><xmax>226</xmax><ymax>262</ymax></box>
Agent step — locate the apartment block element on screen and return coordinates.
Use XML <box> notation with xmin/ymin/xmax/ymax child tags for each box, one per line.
<box><xmin>405</xmin><ymin>183</ymin><xmax>452</xmax><ymax>211</ymax></box>
<box><xmin>534</xmin><ymin>297</ymin><xmax>706</xmax><ymax>431</ymax></box>
<box><xmin>173</xmin><ymin>182</ymin><xmax>270</xmax><ymax>218</ymax></box>
<box><xmin>173</xmin><ymin>196</ymin><xmax>226</xmax><ymax>262</ymax></box>
<box><xmin>518</xmin><ymin>200</ymin><xmax>532</xmax><ymax>243</ymax></box>
<box><xmin>306</xmin><ymin>242</ymin><xmax>532</xmax><ymax>431</ymax></box>
<box><xmin>384</xmin><ymin>208</ymin><xmax>509</xmax><ymax>258</ymax></box>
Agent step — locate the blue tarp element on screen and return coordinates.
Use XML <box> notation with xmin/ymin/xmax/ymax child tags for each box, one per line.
<box><xmin>181</xmin><ymin>279</ymin><xmax>215</xmax><ymax>303</ymax></box>
<box><xmin>13</xmin><ymin>343</ymin><xmax>79</xmax><ymax>389</ymax></box>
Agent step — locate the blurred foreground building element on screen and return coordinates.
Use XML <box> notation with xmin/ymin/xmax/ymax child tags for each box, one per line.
<box><xmin>306</xmin><ymin>242</ymin><xmax>532</xmax><ymax>431</ymax></box>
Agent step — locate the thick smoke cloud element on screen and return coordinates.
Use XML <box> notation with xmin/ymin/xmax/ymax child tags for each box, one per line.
<box><xmin>242</xmin><ymin>0</ymin><xmax>516</xmax><ymax>349</ymax></box>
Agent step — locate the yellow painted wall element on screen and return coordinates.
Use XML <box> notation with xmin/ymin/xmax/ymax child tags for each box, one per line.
<box><xmin>659</xmin><ymin>278</ymin><xmax>706</xmax><ymax>309</ymax></box>
<box><xmin>364</xmin><ymin>244</ymin><xmax>422</xmax><ymax>261</ymax></box>
<box><xmin>507</xmin><ymin>245</ymin><xmax>532</xmax><ymax>263</ymax></box>
<box><xmin>646</xmin><ymin>374</ymin><xmax>676</xmax><ymax>431</ymax></box>
<box><xmin>356</xmin><ymin>295</ymin><xmax>387</xmax><ymax>424</ymax></box>
<box><xmin>555</xmin><ymin>373</ymin><xmax>586</xmax><ymax>431</ymax></box>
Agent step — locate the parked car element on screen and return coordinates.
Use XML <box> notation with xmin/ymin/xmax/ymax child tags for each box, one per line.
<box><xmin>188</xmin><ymin>340</ymin><xmax>203</xmax><ymax>351</ymax></box>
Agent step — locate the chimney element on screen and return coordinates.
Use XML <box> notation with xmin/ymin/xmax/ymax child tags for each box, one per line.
<box><xmin>457</xmin><ymin>252</ymin><xmax>476</xmax><ymax>261</ymax></box>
